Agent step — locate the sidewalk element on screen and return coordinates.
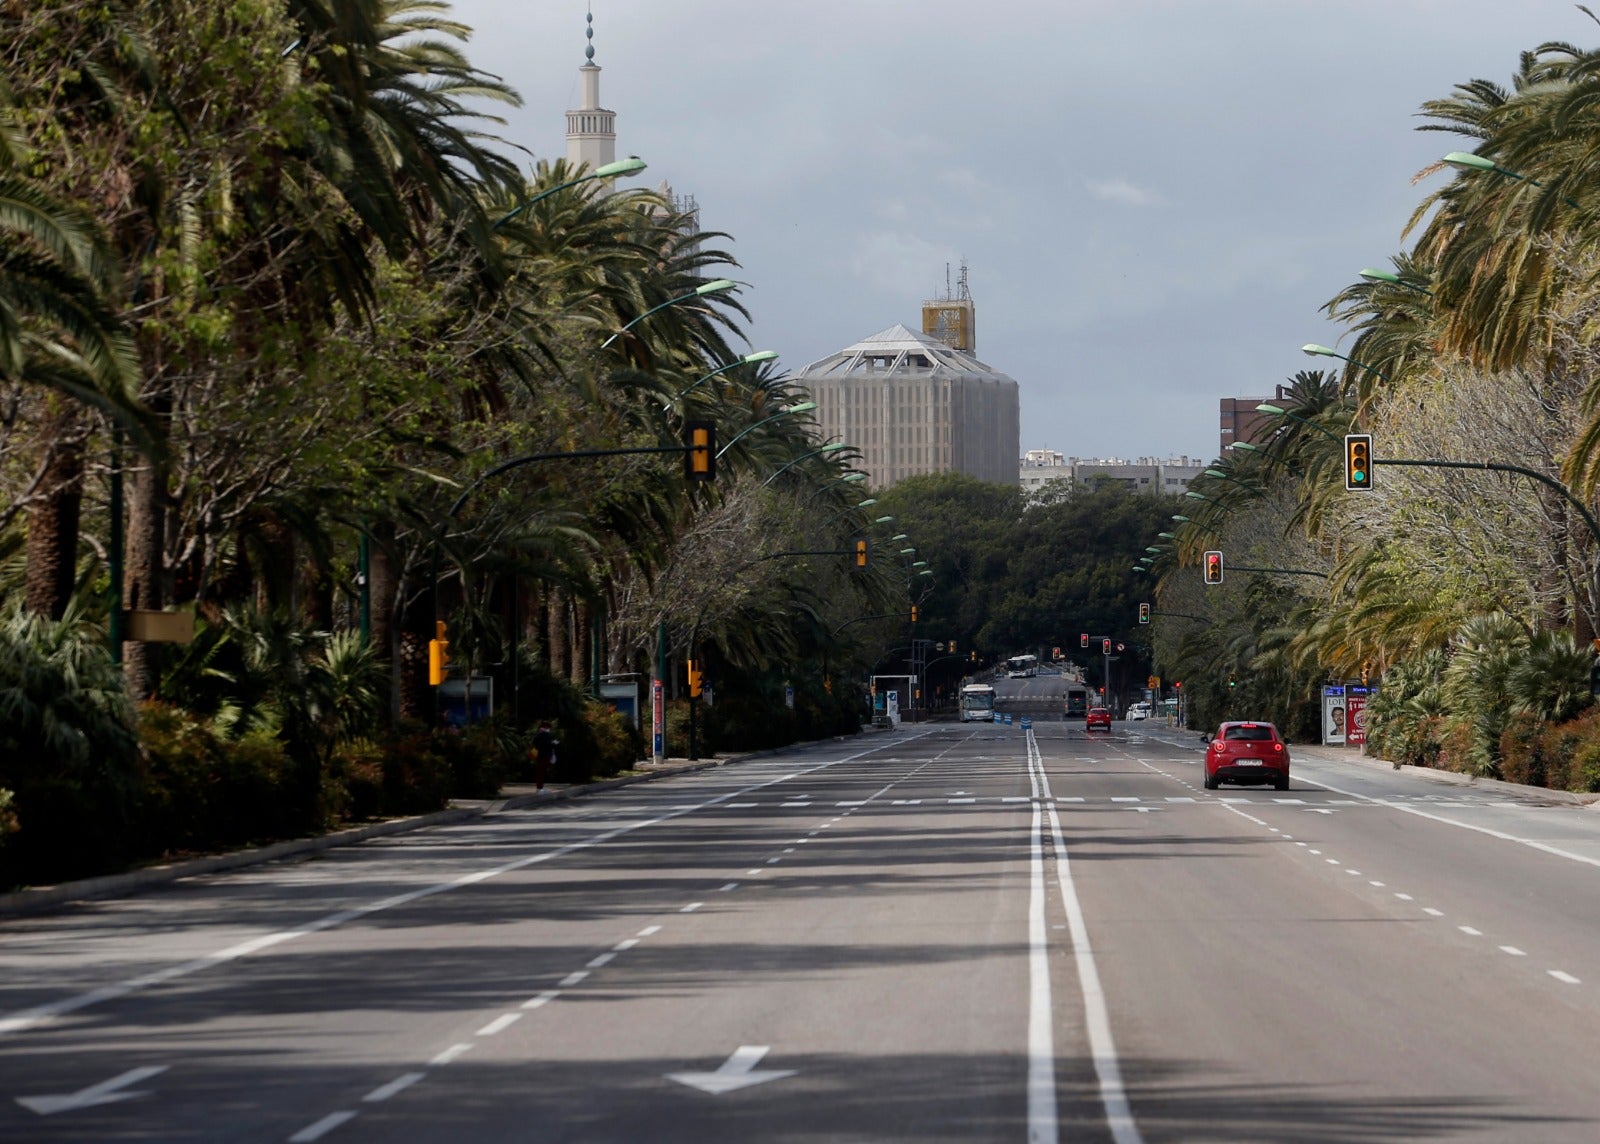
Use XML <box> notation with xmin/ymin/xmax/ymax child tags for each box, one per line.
<box><xmin>0</xmin><ymin>753</ymin><xmax>744</xmax><ymax>918</ymax></box>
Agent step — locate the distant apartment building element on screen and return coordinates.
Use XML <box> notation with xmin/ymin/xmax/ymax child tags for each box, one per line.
<box><xmin>1019</xmin><ymin>451</ymin><xmax>1206</xmax><ymax>497</ymax></box>
<box><xmin>1220</xmin><ymin>396</ymin><xmax>1278</xmax><ymax>455</ymax></box>
<box><xmin>797</xmin><ymin>324</ymin><xmax>1020</xmax><ymax>489</ymax></box>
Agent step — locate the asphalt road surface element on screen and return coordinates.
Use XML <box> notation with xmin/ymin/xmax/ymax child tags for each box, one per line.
<box><xmin>5</xmin><ymin>721</ymin><xmax>1600</xmax><ymax>1142</ymax></box>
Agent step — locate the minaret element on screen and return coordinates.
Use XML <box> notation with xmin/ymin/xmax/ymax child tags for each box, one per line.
<box><xmin>566</xmin><ymin>9</ymin><xmax>616</xmax><ymax>173</ymax></box>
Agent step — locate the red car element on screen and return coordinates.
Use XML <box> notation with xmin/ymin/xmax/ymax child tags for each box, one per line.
<box><xmin>1086</xmin><ymin>707</ymin><xmax>1112</xmax><ymax>732</ymax></box>
<box><xmin>1204</xmin><ymin>721</ymin><xmax>1290</xmax><ymax>790</ymax></box>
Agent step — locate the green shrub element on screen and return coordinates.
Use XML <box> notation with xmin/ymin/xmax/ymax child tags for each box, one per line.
<box><xmin>583</xmin><ymin>701</ymin><xmax>642</xmax><ymax>778</ymax></box>
<box><xmin>0</xmin><ymin>607</ymin><xmax>142</xmax><ymax>886</ymax></box>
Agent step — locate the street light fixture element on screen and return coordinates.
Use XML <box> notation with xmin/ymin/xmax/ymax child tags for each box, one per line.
<box><xmin>495</xmin><ymin>157</ymin><xmax>648</xmax><ymax>229</ymax></box>
<box><xmin>716</xmin><ymin>401</ymin><xmax>816</xmax><ymax>458</ymax></box>
<box><xmin>1302</xmin><ymin>343</ymin><xmax>1391</xmax><ymax>384</ymax></box>
<box><xmin>1256</xmin><ymin>401</ymin><xmax>1343</xmax><ymax>445</ymax></box>
<box><xmin>1358</xmin><ymin>267</ymin><xmax>1432</xmax><ymax>296</ymax></box>
<box><xmin>603</xmin><ymin>279</ymin><xmax>739</xmax><ymax>348</ymax></box>
<box><xmin>664</xmin><ymin>350</ymin><xmax>780</xmax><ymax>412</ymax></box>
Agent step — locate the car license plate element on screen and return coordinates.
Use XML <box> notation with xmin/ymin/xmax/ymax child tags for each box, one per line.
<box><xmin>1235</xmin><ymin>759</ymin><xmax>1263</xmax><ymax>766</ymax></box>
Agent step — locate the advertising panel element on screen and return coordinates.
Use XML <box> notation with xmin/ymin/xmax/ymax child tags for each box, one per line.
<box><xmin>1347</xmin><ymin>690</ymin><xmax>1369</xmax><ymax>747</ymax></box>
<box><xmin>1322</xmin><ymin>686</ymin><xmax>1348</xmax><ymax>746</ymax></box>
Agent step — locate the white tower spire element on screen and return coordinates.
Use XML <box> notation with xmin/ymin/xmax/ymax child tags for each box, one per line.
<box><xmin>566</xmin><ymin>8</ymin><xmax>616</xmax><ymax>173</ymax></box>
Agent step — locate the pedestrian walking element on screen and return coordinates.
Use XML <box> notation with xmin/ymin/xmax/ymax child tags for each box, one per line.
<box><xmin>530</xmin><ymin>722</ymin><xmax>557</xmax><ymax>791</ymax></box>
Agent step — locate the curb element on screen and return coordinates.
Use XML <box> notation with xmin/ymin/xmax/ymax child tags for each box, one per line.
<box><xmin>0</xmin><ymin>751</ymin><xmax>762</xmax><ymax>919</ymax></box>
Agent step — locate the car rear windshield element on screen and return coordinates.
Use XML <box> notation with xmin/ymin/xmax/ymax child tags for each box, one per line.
<box><xmin>1224</xmin><ymin>726</ymin><xmax>1274</xmax><ymax>741</ymax></box>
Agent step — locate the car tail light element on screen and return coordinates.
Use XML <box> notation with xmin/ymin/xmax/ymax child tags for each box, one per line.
<box><xmin>1273</xmin><ymin>742</ymin><xmax>1283</xmax><ymax>752</ymax></box>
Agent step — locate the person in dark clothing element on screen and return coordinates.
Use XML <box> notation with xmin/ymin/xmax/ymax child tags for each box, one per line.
<box><xmin>530</xmin><ymin>723</ymin><xmax>556</xmax><ymax>790</ymax></box>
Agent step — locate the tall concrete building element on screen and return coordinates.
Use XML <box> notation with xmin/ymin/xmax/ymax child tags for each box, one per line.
<box><xmin>796</xmin><ymin>324</ymin><xmax>1021</xmax><ymax>489</ymax></box>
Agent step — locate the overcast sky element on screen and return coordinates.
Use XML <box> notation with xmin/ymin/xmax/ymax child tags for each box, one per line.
<box><xmin>443</xmin><ymin>0</ymin><xmax>1590</xmax><ymax>464</ymax></box>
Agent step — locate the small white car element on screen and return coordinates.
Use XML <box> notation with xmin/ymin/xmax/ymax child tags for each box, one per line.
<box><xmin>1127</xmin><ymin>703</ymin><xmax>1151</xmax><ymax>721</ymax></box>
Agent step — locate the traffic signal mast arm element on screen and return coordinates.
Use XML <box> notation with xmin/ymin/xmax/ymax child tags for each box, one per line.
<box><xmin>1373</xmin><ymin>458</ymin><xmax>1600</xmax><ymax>548</ymax></box>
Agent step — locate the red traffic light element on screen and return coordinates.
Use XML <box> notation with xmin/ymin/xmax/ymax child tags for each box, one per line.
<box><xmin>1102</xmin><ymin>638</ymin><xmax>1111</xmax><ymax>654</ymax></box>
<box><xmin>1203</xmin><ymin>550</ymin><xmax>1224</xmax><ymax>585</ymax></box>
<box><xmin>1080</xmin><ymin>633</ymin><xmax>1089</xmax><ymax>648</ymax></box>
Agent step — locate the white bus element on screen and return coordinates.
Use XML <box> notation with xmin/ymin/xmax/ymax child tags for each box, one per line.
<box><xmin>1006</xmin><ymin>654</ymin><xmax>1038</xmax><ymax>678</ymax></box>
<box><xmin>959</xmin><ymin>683</ymin><xmax>997</xmax><ymax>722</ymax></box>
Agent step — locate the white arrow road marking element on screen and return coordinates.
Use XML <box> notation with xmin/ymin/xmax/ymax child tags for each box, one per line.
<box><xmin>666</xmin><ymin>1045</ymin><xmax>796</xmax><ymax>1095</ymax></box>
<box><xmin>18</xmin><ymin>1065</ymin><xmax>168</xmax><ymax>1116</ymax></box>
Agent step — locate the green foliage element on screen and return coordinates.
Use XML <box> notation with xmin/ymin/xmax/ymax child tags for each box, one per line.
<box><xmin>0</xmin><ymin>605</ymin><xmax>140</xmax><ymax>884</ymax></box>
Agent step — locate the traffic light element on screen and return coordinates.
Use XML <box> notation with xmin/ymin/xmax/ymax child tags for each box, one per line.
<box><xmin>949</xmin><ymin>640</ymin><xmax>957</xmax><ymax>654</ymax></box>
<box><xmin>1080</xmin><ymin>633</ymin><xmax>1089</xmax><ymax>649</ymax></box>
<box><xmin>1102</xmin><ymin>638</ymin><xmax>1111</xmax><ymax>654</ymax></box>
<box><xmin>687</xmin><ymin>660</ymin><xmax>703</xmax><ymax>698</ymax></box>
<box><xmin>684</xmin><ymin>420</ymin><xmax>717</xmax><ymax>482</ymax></box>
<box><xmin>428</xmin><ymin>620</ymin><xmax>449</xmax><ymax>686</ymax></box>
<box><xmin>1138</xmin><ymin>602</ymin><xmax>1150</xmax><ymax>624</ymax></box>
<box><xmin>910</xmin><ymin>604</ymin><xmax>919</xmax><ymax>623</ymax></box>
<box><xmin>1344</xmin><ymin>433</ymin><xmax>1373</xmax><ymax>491</ymax></box>
<box><xmin>851</xmin><ymin>536</ymin><xmax>869</xmax><ymax>572</ymax></box>
<box><xmin>1203</xmin><ymin>550</ymin><xmax>1224</xmax><ymax>585</ymax></box>
<box><xmin>1053</xmin><ymin>645</ymin><xmax>1061</xmax><ymax>659</ymax></box>
<box><xmin>1228</xmin><ymin>674</ymin><xmax>1237</xmax><ymax>688</ymax></box>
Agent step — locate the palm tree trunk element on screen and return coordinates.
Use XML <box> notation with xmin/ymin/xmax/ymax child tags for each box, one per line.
<box><xmin>23</xmin><ymin>406</ymin><xmax>86</xmax><ymax>620</ymax></box>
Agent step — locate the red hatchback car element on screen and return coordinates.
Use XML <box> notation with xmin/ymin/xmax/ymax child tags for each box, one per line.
<box><xmin>1086</xmin><ymin>707</ymin><xmax>1112</xmax><ymax>732</ymax></box>
<box><xmin>1204</xmin><ymin>721</ymin><xmax>1290</xmax><ymax>790</ymax></box>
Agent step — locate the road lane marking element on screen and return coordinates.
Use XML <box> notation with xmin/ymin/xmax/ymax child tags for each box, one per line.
<box><xmin>681</xmin><ymin>902</ymin><xmax>704</xmax><ymax>913</ymax></box>
<box><xmin>638</xmin><ymin>925</ymin><xmax>663</xmax><ymax>936</ymax></box>
<box><xmin>1549</xmin><ymin>970</ymin><xmax>1581</xmax><ymax>984</ymax></box>
<box><xmin>587</xmin><ymin>953</ymin><xmax>615</xmax><ymax>969</ymax></box>
<box><xmin>363</xmin><ymin>1073</ymin><xmax>425</xmax><ymax>1102</ymax></box>
<box><xmin>1395</xmin><ymin>893</ymin><xmax>1414</xmax><ymax>900</ymax></box>
<box><xmin>1028</xmin><ymin>729</ymin><xmax>1142</xmax><ymax>1144</ymax></box>
<box><xmin>289</xmin><ymin>1111</ymin><xmax>358</xmax><ymax>1141</ymax></box>
<box><xmin>1458</xmin><ymin>927</ymin><xmax>1482</xmax><ymax>937</ymax></box>
<box><xmin>1500</xmin><ymin>946</ymin><xmax>1527</xmax><ymax>957</ymax></box>
<box><xmin>477</xmin><ymin>1013</ymin><xmax>521</xmax><ymax>1036</ymax></box>
<box><xmin>429</xmin><ymin>1044</ymin><xmax>473</xmax><ymax>1066</ymax></box>
<box><xmin>1292</xmin><ymin>774</ymin><xmax>1600</xmax><ymax>869</ymax></box>
<box><xmin>521</xmin><ymin>991</ymin><xmax>559</xmax><ymax>1010</ymax></box>
<box><xmin>1423</xmin><ymin>908</ymin><xmax>1444</xmax><ymax>917</ymax></box>
<box><xmin>0</xmin><ymin>737</ymin><xmax>922</xmax><ymax>1038</ymax></box>
<box><xmin>717</xmin><ymin>883</ymin><xmax>737</xmax><ymax>892</ymax></box>
<box><xmin>613</xmin><ymin>938</ymin><xmax>639</xmax><ymax>952</ymax></box>
<box><xmin>559</xmin><ymin>971</ymin><xmax>589</xmax><ymax>987</ymax></box>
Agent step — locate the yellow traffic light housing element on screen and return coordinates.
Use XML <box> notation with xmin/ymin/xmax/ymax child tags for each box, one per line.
<box><xmin>1203</xmin><ymin>550</ymin><xmax>1224</xmax><ymax>585</ymax></box>
<box><xmin>684</xmin><ymin>420</ymin><xmax>716</xmax><ymax>482</ymax></box>
<box><xmin>851</xmin><ymin>536</ymin><xmax>869</xmax><ymax>572</ymax></box>
<box><xmin>910</xmin><ymin>604</ymin><xmax>919</xmax><ymax>623</ymax></box>
<box><xmin>428</xmin><ymin>620</ymin><xmax>449</xmax><ymax>686</ymax></box>
<box><xmin>687</xmin><ymin>660</ymin><xmax>703</xmax><ymax>698</ymax></box>
<box><xmin>1344</xmin><ymin>433</ymin><xmax>1373</xmax><ymax>491</ymax></box>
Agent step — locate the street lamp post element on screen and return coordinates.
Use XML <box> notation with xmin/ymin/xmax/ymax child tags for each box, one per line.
<box><xmin>762</xmin><ymin>441</ymin><xmax>849</xmax><ymax>486</ymax></box>
<box><xmin>603</xmin><ymin>279</ymin><xmax>738</xmax><ymax>349</ymax></box>
<box><xmin>662</xmin><ymin>350</ymin><xmax>779</xmax><ymax>413</ymax></box>
<box><xmin>1302</xmin><ymin>343</ymin><xmax>1391</xmax><ymax>385</ymax></box>
<box><xmin>494</xmin><ymin>157</ymin><xmax>648</xmax><ymax>229</ymax></box>
<box><xmin>1255</xmin><ymin>402</ymin><xmax>1344</xmax><ymax>446</ymax></box>
<box><xmin>716</xmin><ymin>402</ymin><xmax>815</xmax><ymax>459</ymax></box>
